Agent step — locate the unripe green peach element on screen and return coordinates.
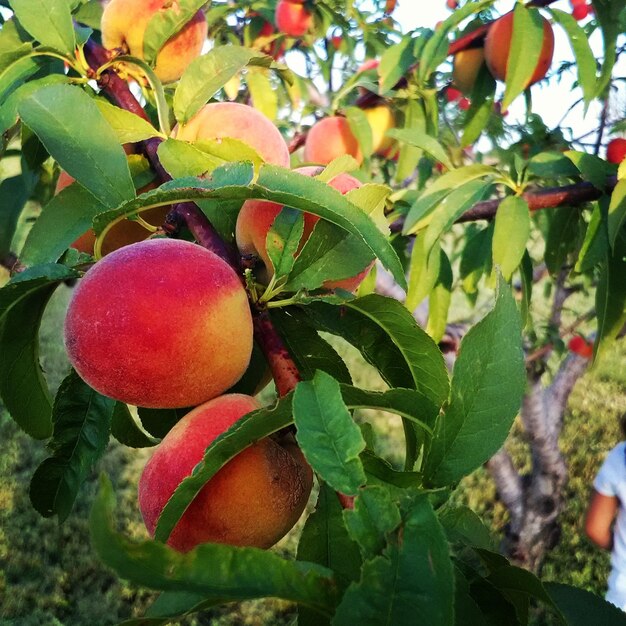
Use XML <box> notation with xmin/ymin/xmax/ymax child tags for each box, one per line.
<box><xmin>101</xmin><ymin>0</ymin><xmax>208</xmax><ymax>84</ymax></box>
<box><xmin>138</xmin><ymin>393</ymin><xmax>313</xmax><ymax>552</ymax></box>
<box><xmin>172</xmin><ymin>102</ymin><xmax>290</xmax><ymax>167</ymax></box>
<box><xmin>64</xmin><ymin>239</ymin><xmax>253</xmax><ymax>408</ymax></box>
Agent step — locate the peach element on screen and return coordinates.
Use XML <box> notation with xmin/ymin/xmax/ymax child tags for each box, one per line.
<box><xmin>101</xmin><ymin>0</ymin><xmax>208</xmax><ymax>84</ymax></box>
<box><xmin>274</xmin><ymin>0</ymin><xmax>313</xmax><ymax>38</ymax></box>
<box><xmin>56</xmin><ymin>172</ymin><xmax>168</xmax><ymax>256</ymax></box>
<box><xmin>252</xmin><ymin>20</ymin><xmax>285</xmax><ymax>59</ymax></box>
<box><xmin>236</xmin><ymin>167</ymin><xmax>371</xmax><ymax>291</ymax></box>
<box><xmin>607</xmin><ymin>138</ymin><xmax>626</xmax><ymax>164</ymax></box>
<box><xmin>173</xmin><ymin>102</ymin><xmax>290</xmax><ymax>167</ymax></box>
<box><xmin>484</xmin><ymin>11</ymin><xmax>554</xmax><ymax>87</ymax></box>
<box><xmin>303</xmin><ymin>116</ymin><xmax>363</xmax><ymax>165</ymax></box>
<box><xmin>452</xmin><ymin>47</ymin><xmax>485</xmax><ymax>95</ymax></box>
<box><xmin>138</xmin><ymin>393</ymin><xmax>313</xmax><ymax>552</ymax></box>
<box><xmin>363</xmin><ymin>105</ymin><xmax>396</xmax><ymax>155</ymax></box>
<box><xmin>64</xmin><ymin>239</ymin><xmax>253</xmax><ymax>408</ymax></box>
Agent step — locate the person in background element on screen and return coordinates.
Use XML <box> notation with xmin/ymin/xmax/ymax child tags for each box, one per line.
<box><xmin>585</xmin><ymin>415</ymin><xmax>626</xmax><ymax>611</ymax></box>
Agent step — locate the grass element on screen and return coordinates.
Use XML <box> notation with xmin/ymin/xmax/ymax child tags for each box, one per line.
<box><xmin>1</xmin><ymin>274</ymin><xmax>625</xmax><ymax>624</ymax></box>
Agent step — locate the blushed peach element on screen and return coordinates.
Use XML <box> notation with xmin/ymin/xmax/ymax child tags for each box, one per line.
<box><xmin>64</xmin><ymin>239</ymin><xmax>253</xmax><ymax>408</ymax></box>
<box><xmin>101</xmin><ymin>0</ymin><xmax>208</xmax><ymax>84</ymax></box>
<box><xmin>275</xmin><ymin>0</ymin><xmax>313</xmax><ymax>37</ymax></box>
<box><xmin>173</xmin><ymin>102</ymin><xmax>290</xmax><ymax>167</ymax></box>
<box><xmin>138</xmin><ymin>393</ymin><xmax>313</xmax><ymax>552</ymax></box>
<box><xmin>452</xmin><ymin>47</ymin><xmax>485</xmax><ymax>95</ymax></box>
<box><xmin>303</xmin><ymin>116</ymin><xmax>363</xmax><ymax>165</ymax></box>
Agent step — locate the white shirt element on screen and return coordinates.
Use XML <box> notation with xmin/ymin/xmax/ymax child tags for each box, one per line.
<box><xmin>594</xmin><ymin>442</ymin><xmax>626</xmax><ymax>573</ymax></box>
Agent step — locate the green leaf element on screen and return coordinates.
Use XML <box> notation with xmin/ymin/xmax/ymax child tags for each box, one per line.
<box><xmin>379</xmin><ymin>36</ymin><xmax>415</xmax><ymax>93</ymax></box>
<box><xmin>608</xmin><ymin>178</ymin><xmax>626</xmax><ymax>249</ymax></box>
<box><xmin>548</xmin><ymin>9</ymin><xmax>597</xmax><ymax>105</ymax></box>
<box><xmin>9</xmin><ymin>0</ymin><xmax>75</xmax><ymax>55</ymax></box>
<box><xmin>137</xmin><ymin>406</ymin><xmax>189</xmax><ymax>440</ymax></box>
<box><xmin>18</xmin><ymin>84</ymin><xmax>135</xmax><ymax>208</ymax></box>
<box><xmin>424</xmin><ymin>275</ymin><xmax>525</xmax><ymax>487</ymax></box>
<box><xmin>345</xmin><ymin>106</ymin><xmax>373</xmax><ymax>158</ymax></box>
<box><xmin>406</xmin><ymin>232</ymin><xmax>441</xmax><ymax>311</ymax></box>
<box><xmin>403</xmin><ymin>165</ymin><xmax>496</xmax><ymax>234</ymax></box>
<box><xmin>492</xmin><ymin>196</ymin><xmax>530</xmax><ymax>281</ymax></box>
<box><xmin>527</xmin><ymin>151</ymin><xmax>579</xmax><ymax>179</ymax></box>
<box><xmin>461</xmin><ymin>66</ymin><xmax>497</xmax><ymax>148</ymax></box>
<box><xmin>333</xmin><ymin>496</ymin><xmax>454</xmax><ymax>626</ymax></box>
<box><xmin>395</xmin><ymin>100</ymin><xmax>426</xmax><ymax>183</ymax></box>
<box><xmin>426</xmin><ymin>250</ymin><xmax>452</xmax><ymax>343</ymax></box>
<box><xmin>111</xmin><ymin>403</ymin><xmax>158</xmax><ymax>449</ymax></box>
<box><xmin>174</xmin><ymin>46</ymin><xmax>279</xmax><ymax>124</ymax></box>
<box><xmin>154</xmin><ymin>395</ymin><xmax>294</xmax><ymax>543</ymax></box>
<box><xmin>387</xmin><ymin>128</ymin><xmax>453</xmax><ymax>171</ymax></box>
<box><xmin>423</xmin><ymin>180</ymin><xmax>492</xmax><ymax>254</ymax></box>
<box><xmin>544</xmin><ymin>207</ymin><xmax>584</xmax><ymax>274</ymax></box>
<box><xmin>247</xmin><ymin>68</ymin><xmax>278</xmax><ymax>121</ymax></box>
<box><xmin>294</xmin><ymin>371</ymin><xmax>366</xmax><ymax>496</ymax></box>
<box><xmin>544</xmin><ymin>582</ymin><xmax>626</xmax><ymax>625</ymax></box>
<box><xmin>0</xmin><ymin>264</ymin><xmax>78</xmax><ymax>439</ymax></box>
<box><xmin>91</xmin><ymin>475</ymin><xmax>340</xmax><ymax>615</ymax></box>
<box><xmin>266</xmin><ymin>208</ymin><xmax>305</xmax><ymax>280</ymax></box>
<box><xmin>343</xmin><ymin>486</ymin><xmax>402</xmax><ymax>559</ymax></box>
<box><xmin>502</xmin><ymin>5</ymin><xmax>547</xmax><ymax>110</ymax></box>
<box><xmin>595</xmin><ymin>230</ymin><xmax>626</xmax><ymax>361</ymax></box>
<box><xmin>438</xmin><ymin>505</ymin><xmax>494</xmax><ymax>550</ymax></box>
<box><xmin>0</xmin><ymin>17</ymin><xmax>33</xmax><ymax>73</ymax></box>
<box><xmin>157</xmin><ymin>138</ymin><xmax>224</xmax><ymax>178</ymax></box>
<box><xmin>20</xmin><ymin>183</ymin><xmax>106</xmax><ymax>265</ymax></box>
<box><xmin>270</xmin><ymin>308</ymin><xmax>352</xmax><ymax>384</ymax></box>
<box><xmin>0</xmin><ymin>174</ymin><xmax>33</xmax><ymax>256</ymax></box>
<box><xmin>29</xmin><ymin>370</ymin><xmax>114</xmax><ymax>522</ymax></box>
<box><xmin>565</xmin><ymin>150</ymin><xmax>611</xmax><ymax>190</ymax></box>
<box><xmin>142</xmin><ymin>0</ymin><xmax>206</xmax><ymax>64</ymax></box>
<box><xmin>305</xmin><ymin>295</ymin><xmax>449</xmax><ymax>409</ymax></box>
<box><xmin>590</xmin><ymin>0</ymin><xmax>620</xmax><ymax>99</ymax></box>
<box><xmin>460</xmin><ymin>223</ymin><xmax>494</xmax><ymax>296</ymax></box>
<box><xmin>297</xmin><ymin>482</ymin><xmax>362</xmax><ymax>591</ymax></box>
<box><xmin>94</xmin><ymin>99</ymin><xmax>162</xmax><ymax>144</ymax></box>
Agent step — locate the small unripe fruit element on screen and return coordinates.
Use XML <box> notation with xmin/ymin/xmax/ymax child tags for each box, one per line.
<box><xmin>606</xmin><ymin>138</ymin><xmax>626</xmax><ymax>164</ymax></box>
<box><xmin>459</xmin><ymin>97</ymin><xmax>471</xmax><ymax>111</ymax></box>
<box><xmin>139</xmin><ymin>394</ymin><xmax>313</xmax><ymax>552</ymax></box>
<box><xmin>572</xmin><ymin>4</ymin><xmax>591</xmax><ymax>20</ymax></box>
<box><xmin>64</xmin><ymin>239</ymin><xmax>253</xmax><ymax>408</ymax></box>
<box><xmin>101</xmin><ymin>0</ymin><xmax>208</xmax><ymax>84</ymax></box>
<box><xmin>568</xmin><ymin>336</ymin><xmax>594</xmax><ymax>359</ymax></box>
<box><xmin>446</xmin><ymin>0</ymin><xmax>458</xmax><ymax>9</ymax></box>
<box><xmin>446</xmin><ymin>86</ymin><xmax>462</xmax><ymax>103</ymax></box>
<box><xmin>484</xmin><ymin>11</ymin><xmax>555</xmax><ymax>88</ymax></box>
<box><xmin>275</xmin><ymin>0</ymin><xmax>313</xmax><ymax>37</ymax></box>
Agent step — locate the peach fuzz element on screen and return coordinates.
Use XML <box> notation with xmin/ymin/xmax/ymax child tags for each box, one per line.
<box><xmin>484</xmin><ymin>11</ymin><xmax>554</xmax><ymax>88</ymax></box>
<box><xmin>452</xmin><ymin>48</ymin><xmax>485</xmax><ymax>95</ymax></box>
<box><xmin>275</xmin><ymin>0</ymin><xmax>313</xmax><ymax>37</ymax></box>
<box><xmin>64</xmin><ymin>239</ymin><xmax>253</xmax><ymax>408</ymax></box>
<box><xmin>101</xmin><ymin>0</ymin><xmax>208</xmax><ymax>84</ymax></box>
<box><xmin>56</xmin><ymin>172</ymin><xmax>168</xmax><ymax>256</ymax></box>
<box><xmin>173</xmin><ymin>102</ymin><xmax>290</xmax><ymax>167</ymax></box>
<box><xmin>303</xmin><ymin>116</ymin><xmax>363</xmax><ymax>165</ymax></box>
<box><xmin>236</xmin><ymin>167</ymin><xmax>372</xmax><ymax>291</ymax></box>
<box><xmin>138</xmin><ymin>394</ymin><xmax>313</xmax><ymax>552</ymax></box>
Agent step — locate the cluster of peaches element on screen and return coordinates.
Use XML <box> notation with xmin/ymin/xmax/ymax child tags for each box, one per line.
<box><xmin>59</xmin><ymin>0</ymin><xmax>384</xmax><ymax>553</ymax></box>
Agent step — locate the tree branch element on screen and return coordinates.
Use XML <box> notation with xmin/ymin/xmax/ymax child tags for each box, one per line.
<box><xmin>487</xmin><ymin>448</ymin><xmax>524</xmax><ymax>529</ymax></box>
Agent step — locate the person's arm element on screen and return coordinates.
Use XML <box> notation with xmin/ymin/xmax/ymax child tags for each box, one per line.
<box><xmin>585</xmin><ymin>489</ymin><xmax>619</xmax><ymax>550</ymax></box>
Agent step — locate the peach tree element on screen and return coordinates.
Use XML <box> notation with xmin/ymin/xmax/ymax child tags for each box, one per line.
<box><xmin>0</xmin><ymin>0</ymin><xmax>625</xmax><ymax>624</ymax></box>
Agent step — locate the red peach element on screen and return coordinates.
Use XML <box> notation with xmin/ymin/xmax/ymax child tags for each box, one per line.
<box><xmin>138</xmin><ymin>394</ymin><xmax>313</xmax><ymax>552</ymax></box>
<box><xmin>173</xmin><ymin>102</ymin><xmax>290</xmax><ymax>167</ymax></box>
<box><xmin>303</xmin><ymin>116</ymin><xmax>363</xmax><ymax>165</ymax></box>
<box><xmin>64</xmin><ymin>239</ymin><xmax>253</xmax><ymax>408</ymax></box>
<box><xmin>484</xmin><ymin>11</ymin><xmax>555</xmax><ymax>87</ymax></box>
<box><xmin>607</xmin><ymin>138</ymin><xmax>626</xmax><ymax>164</ymax></box>
<box><xmin>275</xmin><ymin>0</ymin><xmax>313</xmax><ymax>37</ymax></box>
<box><xmin>101</xmin><ymin>0</ymin><xmax>208</xmax><ymax>84</ymax></box>
<box><xmin>568</xmin><ymin>336</ymin><xmax>594</xmax><ymax>359</ymax></box>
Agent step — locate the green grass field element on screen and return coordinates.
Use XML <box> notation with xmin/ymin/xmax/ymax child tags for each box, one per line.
<box><xmin>1</xmin><ymin>275</ymin><xmax>625</xmax><ymax>625</ymax></box>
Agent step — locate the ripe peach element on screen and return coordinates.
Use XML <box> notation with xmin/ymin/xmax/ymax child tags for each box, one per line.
<box><xmin>363</xmin><ymin>105</ymin><xmax>396</xmax><ymax>156</ymax></box>
<box><xmin>452</xmin><ymin>47</ymin><xmax>485</xmax><ymax>95</ymax></box>
<box><xmin>236</xmin><ymin>167</ymin><xmax>371</xmax><ymax>291</ymax></box>
<box><xmin>303</xmin><ymin>116</ymin><xmax>363</xmax><ymax>165</ymax></box>
<box><xmin>64</xmin><ymin>239</ymin><xmax>253</xmax><ymax>408</ymax></box>
<box><xmin>484</xmin><ymin>11</ymin><xmax>554</xmax><ymax>87</ymax></box>
<box><xmin>101</xmin><ymin>0</ymin><xmax>208</xmax><ymax>84</ymax></box>
<box><xmin>607</xmin><ymin>138</ymin><xmax>626</xmax><ymax>164</ymax></box>
<box><xmin>275</xmin><ymin>0</ymin><xmax>313</xmax><ymax>37</ymax></box>
<box><xmin>56</xmin><ymin>172</ymin><xmax>168</xmax><ymax>256</ymax></box>
<box><xmin>138</xmin><ymin>393</ymin><xmax>313</xmax><ymax>552</ymax></box>
<box><xmin>173</xmin><ymin>102</ymin><xmax>290</xmax><ymax>167</ymax></box>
